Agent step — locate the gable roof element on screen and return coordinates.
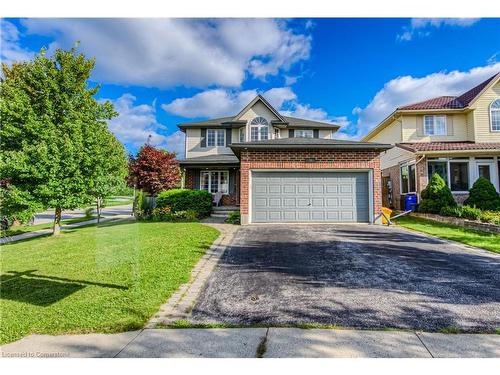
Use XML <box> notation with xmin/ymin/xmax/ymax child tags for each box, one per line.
<box><xmin>397</xmin><ymin>72</ymin><xmax>500</xmax><ymax>111</ymax></box>
<box><xmin>234</xmin><ymin>94</ymin><xmax>285</xmax><ymax>122</ymax></box>
<box><xmin>178</xmin><ymin>94</ymin><xmax>340</xmax><ymax>130</ymax></box>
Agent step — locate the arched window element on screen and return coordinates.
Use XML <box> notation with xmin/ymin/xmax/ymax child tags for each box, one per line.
<box><xmin>491</xmin><ymin>99</ymin><xmax>500</xmax><ymax>132</ymax></box>
<box><xmin>250</xmin><ymin>117</ymin><xmax>269</xmax><ymax>141</ymax></box>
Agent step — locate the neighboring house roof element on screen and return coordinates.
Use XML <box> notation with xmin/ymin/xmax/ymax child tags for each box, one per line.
<box><xmin>363</xmin><ymin>72</ymin><xmax>500</xmax><ymax>141</ymax></box>
<box><xmin>397</xmin><ymin>142</ymin><xmax>500</xmax><ymax>153</ymax></box>
<box><xmin>178</xmin><ymin>95</ymin><xmax>340</xmax><ymax>130</ymax></box>
<box><xmin>229</xmin><ymin>138</ymin><xmax>392</xmax><ymax>157</ymax></box>
<box><xmin>178</xmin><ymin>154</ymin><xmax>240</xmax><ymax>166</ymax></box>
<box><xmin>398</xmin><ymin>72</ymin><xmax>500</xmax><ymax>111</ymax></box>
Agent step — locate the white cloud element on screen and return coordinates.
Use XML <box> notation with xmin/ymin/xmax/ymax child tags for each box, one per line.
<box><xmin>20</xmin><ymin>18</ymin><xmax>311</xmax><ymax>88</ymax></box>
<box><xmin>346</xmin><ymin>62</ymin><xmax>500</xmax><ymax>140</ymax></box>
<box><xmin>162</xmin><ymin>86</ymin><xmax>343</xmax><ymax>126</ymax></box>
<box><xmin>397</xmin><ymin>18</ymin><xmax>480</xmax><ymax>42</ymax></box>
<box><xmin>0</xmin><ymin>19</ymin><xmax>34</xmax><ymax>65</ymax></box>
<box><xmin>106</xmin><ymin>94</ymin><xmax>185</xmax><ymax>157</ymax></box>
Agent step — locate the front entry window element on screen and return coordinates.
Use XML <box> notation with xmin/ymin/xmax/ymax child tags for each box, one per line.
<box><xmin>400</xmin><ymin>164</ymin><xmax>416</xmax><ymax>194</ymax></box>
<box><xmin>449</xmin><ymin>162</ymin><xmax>469</xmax><ymax>191</ymax></box>
<box><xmin>428</xmin><ymin>161</ymin><xmax>448</xmax><ymax>183</ymax></box>
<box><xmin>201</xmin><ymin>171</ymin><xmax>229</xmax><ymax>194</ymax></box>
<box><xmin>478</xmin><ymin>164</ymin><xmax>491</xmax><ymax>181</ymax></box>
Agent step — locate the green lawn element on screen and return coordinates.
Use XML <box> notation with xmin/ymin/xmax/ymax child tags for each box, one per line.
<box><xmin>103</xmin><ymin>196</ymin><xmax>134</xmax><ymax>207</ymax></box>
<box><xmin>394</xmin><ymin>215</ymin><xmax>500</xmax><ymax>254</ymax></box>
<box><xmin>1</xmin><ymin>216</ymin><xmax>96</xmax><ymax>238</ymax></box>
<box><xmin>0</xmin><ymin>221</ymin><xmax>219</xmax><ymax>344</ymax></box>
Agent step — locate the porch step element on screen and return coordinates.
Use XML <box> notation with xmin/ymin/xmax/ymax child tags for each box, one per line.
<box><xmin>210</xmin><ymin>213</ymin><xmax>230</xmax><ymax>218</ymax></box>
<box><xmin>212</xmin><ymin>206</ymin><xmax>239</xmax><ymax>212</ymax></box>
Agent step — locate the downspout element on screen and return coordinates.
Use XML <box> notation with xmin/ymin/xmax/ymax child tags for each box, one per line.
<box><xmin>415</xmin><ymin>154</ymin><xmax>426</xmax><ymax>202</ymax></box>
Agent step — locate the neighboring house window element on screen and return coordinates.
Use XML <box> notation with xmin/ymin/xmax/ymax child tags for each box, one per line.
<box><xmin>490</xmin><ymin>99</ymin><xmax>500</xmax><ymax>132</ymax></box>
<box><xmin>207</xmin><ymin>129</ymin><xmax>225</xmax><ymax>147</ymax></box>
<box><xmin>424</xmin><ymin>115</ymin><xmax>446</xmax><ymax>136</ymax></box>
<box><xmin>239</xmin><ymin>127</ymin><xmax>246</xmax><ymax>142</ymax></box>
<box><xmin>400</xmin><ymin>163</ymin><xmax>416</xmax><ymax>194</ymax></box>
<box><xmin>427</xmin><ymin>159</ymin><xmax>469</xmax><ymax>192</ymax></box>
<box><xmin>200</xmin><ymin>171</ymin><xmax>229</xmax><ymax>194</ymax></box>
<box><xmin>295</xmin><ymin>129</ymin><xmax>314</xmax><ymax>138</ymax></box>
<box><xmin>427</xmin><ymin>161</ymin><xmax>448</xmax><ymax>183</ymax></box>
<box><xmin>449</xmin><ymin>161</ymin><xmax>469</xmax><ymax>191</ymax></box>
<box><xmin>250</xmin><ymin>117</ymin><xmax>269</xmax><ymax>141</ymax></box>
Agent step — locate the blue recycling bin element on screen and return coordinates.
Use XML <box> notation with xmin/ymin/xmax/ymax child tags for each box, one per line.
<box><xmin>404</xmin><ymin>194</ymin><xmax>418</xmax><ymax>212</ymax></box>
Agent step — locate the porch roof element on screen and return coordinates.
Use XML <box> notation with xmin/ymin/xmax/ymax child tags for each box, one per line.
<box><xmin>179</xmin><ymin>154</ymin><xmax>240</xmax><ymax>167</ymax></box>
<box><xmin>397</xmin><ymin>142</ymin><xmax>500</xmax><ymax>154</ymax></box>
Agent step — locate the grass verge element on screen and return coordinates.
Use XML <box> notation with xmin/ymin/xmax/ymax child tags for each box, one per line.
<box><xmin>394</xmin><ymin>215</ymin><xmax>500</xmax><ymax>254</ymax></box>
<box><xmin>0</xmin><ymin>221</ymin><xmax>219</xmax><ymax>344</ymax></box>
<box><xmin>1</xmin><ymin>216</ymin><xmax>96</xmax><ymax>238</ymax></box>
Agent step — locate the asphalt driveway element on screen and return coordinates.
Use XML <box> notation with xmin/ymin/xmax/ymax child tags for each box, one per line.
<box><xmin>191</xmin><ymin>225</ymin><xmax>500</xmax><ymax>331</ymax></box>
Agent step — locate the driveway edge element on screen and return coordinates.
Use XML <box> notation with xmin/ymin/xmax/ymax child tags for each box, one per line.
<box><xmin>146</xmin><ymin>223</ymin><xmax>240</xmax><ymax>328</ymax></box>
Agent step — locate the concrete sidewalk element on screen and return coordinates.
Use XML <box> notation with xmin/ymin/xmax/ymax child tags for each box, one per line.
<box><xmin>1</xmin><ymin>328</ymin><xmax>498</xmax><ymax>358</ymax></box>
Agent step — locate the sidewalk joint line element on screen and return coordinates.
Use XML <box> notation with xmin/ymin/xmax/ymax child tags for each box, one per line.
<box><xmin>113</xmin><ymin>329</ymin><xmax>144</xmax><ymax>358</ymax></box>
<box><xmin>414</xmin><ymin>331</ymin><xmax>434</xmax><ymax>358</ymax></box>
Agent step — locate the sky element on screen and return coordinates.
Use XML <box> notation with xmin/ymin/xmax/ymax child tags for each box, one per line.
<box><xmin>1</xmin><ymin>17</ymin><xmax>500</xmax><ymax>157</ymax></box>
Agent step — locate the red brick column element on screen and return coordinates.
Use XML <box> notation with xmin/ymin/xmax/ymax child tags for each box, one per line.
<box><xmin>239</xmin><ymin>149</ymin><xmax>383</xmax><ymax>223</ymax></box>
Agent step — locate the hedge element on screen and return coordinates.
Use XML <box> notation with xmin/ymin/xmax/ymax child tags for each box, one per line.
<box><xmin>464</xmin><ymin>177</ymin><xmax>500</xmax><ymax>211</ymax></box>
<box><xmin>440</xmin><ymin>205</ymin><xmax>500</xmax><ymax>225</ymax></box>
<box><xmin>156</xmin><ymin>189</ymin><xmax>213</xmax><ymax>218</ymax></box>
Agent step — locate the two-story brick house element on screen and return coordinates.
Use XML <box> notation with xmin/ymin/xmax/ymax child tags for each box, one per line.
<box><xmin>363</xmin><ymin>72</ymin><xmax>500</xmax><ymax>210</ymax></box>
<box><xmin>178</xmin><ymin>95</ymin><xmax>391</xmax><ymax>224</ymax></box>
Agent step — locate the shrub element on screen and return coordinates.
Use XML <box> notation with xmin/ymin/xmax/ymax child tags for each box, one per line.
<box><xmin>150</xmin><ymin>207</ymin><xmax>198</xmax><ymax>222</ymax></box>
<box><xmin>151</xmin><ymin>206</ymin><xmax>172</xmax><ymax>221</ymax></box>
<box><xmin>460</xmin><ymin>205</ymin><xmax>482</xmax><ymax>220</ymax></box>
<box><xmin>419</xmin><ymin>173</ymin><xmax>456</xmax><ymax>214</ymax></box>
<box><xmin>440</xmin><ymin>206</ymin><xmax>462</xmax><ymax>217</ymax></box>
<box><xmin>156</xmin><ymin>189</ymin><xmax>212</xmax><ymax>218</ymax></box>
<box><xmin>480</xmin><ymin>211</ymin><xmax>500</xmax><ymax>226</ymax></box>
<box><xmin>225</xmin><ymin>210</ymin><xmax>241</xmax><ymax>225</ymax></box>
<box><xmin>464</xmin><ymin>177</ymin><xmax>500</xmax><ymax>211</ymax></box>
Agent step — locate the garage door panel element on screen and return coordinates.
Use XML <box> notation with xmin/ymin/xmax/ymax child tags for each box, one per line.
<box><xmin>252</xmin><ymin>171</ymin><xmax>369</xmax><ymax>223</ymax></box>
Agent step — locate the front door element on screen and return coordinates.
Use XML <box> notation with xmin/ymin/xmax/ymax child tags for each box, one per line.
<box><xmin>476</xmin><ymin>161</ymin><xmax>499</xmax><ymax>191</ymax></box>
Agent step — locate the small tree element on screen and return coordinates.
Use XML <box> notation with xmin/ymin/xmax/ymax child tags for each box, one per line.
<box><xmin>87</xmin><ymin>130</ymin><xmax>128</xmax><ymax>222</ymax></box>
<box><xmin>464</xmin><ymin>177</ymin><xmax>500</xmax><ymax>211</ymax></box>
<box><xmin>0</xmin><ymin>47</ymin><xmax>118</xmax><ymax>234</ymax></box>
<box><xmin>127</xmin><ymin>144</ymin><xmax>181</xmax><ymax>196</ymax></box>
<box><xmin>419</xmin><ymin>173</ymin><xmax>456</xmax><ymax>214</ymax></box>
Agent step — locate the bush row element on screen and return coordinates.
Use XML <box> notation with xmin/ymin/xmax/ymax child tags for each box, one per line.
<box><xmin>133</xmin><ymin>188</ymin><xmax>213</xmax><ymax>222</ymax></box>
<box><xmin>439</xmin><ymin>205</ymin><xmax>500</xmax><ymax>226</ymax></box>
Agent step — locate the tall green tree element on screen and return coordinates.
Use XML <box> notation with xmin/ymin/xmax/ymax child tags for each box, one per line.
<box><xmin>0</xmin><ymin>47</ymin><xmax>123</xmax><ymax>234</ymax></box>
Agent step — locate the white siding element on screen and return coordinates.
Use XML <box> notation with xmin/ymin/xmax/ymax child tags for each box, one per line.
<box><xmin>379</xmin><ymin>146</ymin><xmax>415</xmax><ymax>170</ymax></box>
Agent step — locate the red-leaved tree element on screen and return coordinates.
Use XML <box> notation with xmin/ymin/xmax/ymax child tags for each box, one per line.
<box><xmin>127</xmin><ymin>144</ymin><xmax>181</xmax><ymax>195</ymax></box>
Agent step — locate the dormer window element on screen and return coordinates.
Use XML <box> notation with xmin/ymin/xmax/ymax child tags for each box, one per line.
<box><xmin>295</xmin><ymin>129</ymin><xmax>314</xmax><ymax>138</ymax></box>
<box><xmin>250</xmin><ymin>117</ymin><xmax>269</xmax><ymax>141</ymax></box>
<box><xmin>490</xmin><ymin>99</ymin><xmax>500</xmax><ymax>132</ymax></box>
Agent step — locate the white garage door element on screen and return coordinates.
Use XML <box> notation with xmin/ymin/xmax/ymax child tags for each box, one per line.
<box><xmin>251</xmin><ymin>171</ymin><xmax>370</xmax><ymax>223</ymax></box>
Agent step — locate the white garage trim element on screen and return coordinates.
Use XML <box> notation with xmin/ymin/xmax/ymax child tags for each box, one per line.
<box><xmin>248</xmin><ymin>169</ymin><xmax>375</xmax><ymax>224</ymax></box>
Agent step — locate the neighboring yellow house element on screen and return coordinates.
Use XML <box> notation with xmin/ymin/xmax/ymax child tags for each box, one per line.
<box><xmin>363</xmin><ymin>72</ymin><xmax>500</xmax><ymax>210</ymax></box>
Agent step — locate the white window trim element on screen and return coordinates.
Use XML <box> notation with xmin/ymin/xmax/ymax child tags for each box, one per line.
<box><xmin>239</xmin><ymin>127</ymin><xmax>246</xmax><ymax>142</ymax></box>
<box><xmin>295</xmin><ymin>129</ymin><xmax>314</xmax><ymax>138</ymax></box>
<box><xmin>207</xmin><ymin>129</ymin><xmax>225</xmax><ymax>147</ymax></box>
<box><xmin>490</xmin><ymin>99</ymin><xmax>500</xmax><ymax>132</ymax></box>
<box><xmin>200</xmin><ymin>170</ymin><xmax>229</xmax><ymax>195</ymax></box>
<box><xmin>423</xmin><ymin>115</ymin><xmax>447</xmax><ymax>136</ymax></box>
<box><xmin>250</xmin><ymin>117</ymin><xmax>269</xmax><ymax>141</ymax></box>
<box><xmin>400</xmin><ymin>162</ymin><xmax>416</xmax><ymax>195</ymax></box>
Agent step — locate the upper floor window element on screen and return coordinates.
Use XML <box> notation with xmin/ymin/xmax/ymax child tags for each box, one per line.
<box><xmin>207</xmin><ymin>129</ymin><xmax>225</xmax><ymax>147</ymax></box>
<box><xmin>490</xmin><ymin>99</ymin><xmax>500</xmax><ymax>132</ymax></box>
<box><xmin>424</xmin><ymin>115</ymin><xmax>446</xmax><ymax>136</ymax></box>
<box><xmin>250</xmin><ymin>117</ymin><xmax>269</xmax><ymax>141</ymax></box>
<box><xmin>295</xmin><ymin>129</ymin><xmax>314</xmax><ymax>138</ymax></box>
<box><xmin>239</xmin><ymin>127</ymin><xmax>246</xmax><ymax>142</ymax></box>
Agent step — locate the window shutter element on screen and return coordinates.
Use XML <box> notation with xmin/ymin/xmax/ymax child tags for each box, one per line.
<box><xmin>229</xmin><ymin>169</ymin><xmax>235</xmax><ymax>194</ymax></box>
<box><xmin>200</xmin><ymin>128</ymin><xmax>207</xmax><ymax>148</ymax></box>
<box><xmin>416</xmin><ymin>116</ymin><xmax>424</xmax><ymax>137</ymax></box>
<box><xmin>446</xmin><ymin>115</ymin><xmax>454</xmax><ymax>136</ymax></box>
<box><xmin>226</xmin><ymin>128</ymin><xmax>232</xmax><ymax>146</ymax></box>
<box><xmin>289</xmin><ymin>129</ymin><xmax>295</xmax><ymax>138</ymax></box>
<box><xmin>313</xmin><ymin>129</ymin><xmax>319</xmax><ymax>138</ymax></box>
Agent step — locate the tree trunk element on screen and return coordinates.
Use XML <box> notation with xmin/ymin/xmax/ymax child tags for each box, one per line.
<box><xmin>53</xmin><ymin>207</ymin><xmax>62</xmax><ymax>235</ymax></box>
<box><xmin>96</xmin><ymin>198</ymin><xmax>101</xmax><ymax>224</ymax></box>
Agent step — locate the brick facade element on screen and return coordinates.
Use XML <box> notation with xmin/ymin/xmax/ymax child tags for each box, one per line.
<box><xmin>239</xmin><ymin>149</ymin><xmax>383</xmax><ymax>224</ymax></box>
